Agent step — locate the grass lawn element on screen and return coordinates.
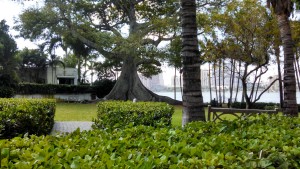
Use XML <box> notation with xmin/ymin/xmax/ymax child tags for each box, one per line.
<box><xmin>55</xmin><ymin>103</ymin><xmax>241</xmax><ymax>126</ymax></box>
<box><xmin>55</xmin><ymin>102</ymin><xmax>98</xmax><ymax>121</ymax></box>
<box><xmin>55</xmin><ymin>103</ymin><xmax>213</xmax><ymax>126</ymax></box>
<box><xmin>55</xmin><ymin>102</ymin><xmax>186</xmax><ymax>126</ymax></box>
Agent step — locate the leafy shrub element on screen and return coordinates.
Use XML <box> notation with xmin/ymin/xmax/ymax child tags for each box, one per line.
<box><xmin>0</xmin><ymin>86</ymin><xmax>14</xmax><ymax>98</ymax></box>
<box><xmin>0</xmin><ymin>98</ymin><xmax>56</xmax><ymax>139</ymax></box>
<box><xmin>1</xmin><ymin>115</ymin><xmax>300</xmax><ymax>168</ymax></box>
<box><xmin>16</xmin><ymin>83</ymin><xmax>92</xmax><ymax>94</ymax></box>
<box><xmin>92</xmin><ymin>79</ymin><xmax>116</xmax><ymax>98</ymax></box>
<box><xmin>0</xmin><ymin>74</ymin><xmax>18</xmax><ymax>88</ymax></box>
<box><xmin>93</xmin><ymin>101</ymin><xmax>174</xmax><ymax>129</ymax></box>
<box><xmin>231</xmin><ymin>102</ymin><xmax>279</xmax><ymax>109</ymax></box>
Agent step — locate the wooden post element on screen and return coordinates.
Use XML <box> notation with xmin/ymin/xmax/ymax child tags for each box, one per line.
<box><xmin>208</xmin><ymin>105</ymin><xmax>211</xmax><ymax>121</ymax></box>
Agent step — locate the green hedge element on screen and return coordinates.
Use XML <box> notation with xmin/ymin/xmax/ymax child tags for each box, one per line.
<box><xmin>0</xmin><ymin>87</ymin><xmax>14</xmax><ymax>98</ymax></box>
<box><xmin>1</xmin><ymin>115</ymin><xmax>300</xmax><ymax>168</ymax></box>
<box><xmin>0</xmin><ymin>98</ymin><xmax>56</xmax><ymax>139</ymax></box>
<box><xmin>231</xmin><ymin>102</ymin><xmax>280</xmax><ymax>109</ymax></box>
<box><xmin>16</xmin><ymin>83</ymin><xmax>92</xmax><ymax>94</ymax></box>
<box><xmin>92</xmin><ymin>79</ymin><xmax>116</xmax><ymax>98</ymax></box>
<box><xmin>93</xmin><ymin>101</ymin><xmax>174</xmax><ymax>129</ymax></box>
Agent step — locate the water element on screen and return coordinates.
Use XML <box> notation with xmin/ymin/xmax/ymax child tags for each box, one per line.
<box><xmin>155</xmin><ymin>91</ymin><xmax>300</xmax><ymax>103</ymax></box>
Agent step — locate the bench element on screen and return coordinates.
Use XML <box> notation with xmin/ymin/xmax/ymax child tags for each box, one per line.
<box><xmin>207</xmin><ymin>105</ymin><xmax>279</xmax><ymax>122</ymax></box>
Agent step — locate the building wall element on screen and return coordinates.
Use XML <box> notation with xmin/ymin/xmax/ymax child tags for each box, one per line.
<box><xmin>46</xmin><ymin>67</ymin><xmax>78</xmax><ymax>85</ymax></box>
<box><xmin>139</xmin><ymin>73</ymin><xmax>165</xmax><ymax>91</ymax></box>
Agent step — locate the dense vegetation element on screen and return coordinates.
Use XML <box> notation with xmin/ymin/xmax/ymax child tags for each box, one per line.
<box><xmin>0</xmin><ymin>98</ymin><xmax>55</xmax><ymax>139</ymax></box>
<box><xmin>93</xmin><ymin>101</ymin><xmax>174</xmax><ymax>130</ymax></box>
<box><xmin>0</xmin><ymin>115</ymin><xmax>300</xmax><ymax>168</ymax></box>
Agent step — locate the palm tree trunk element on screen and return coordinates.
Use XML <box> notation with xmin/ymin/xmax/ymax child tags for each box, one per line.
<box><xmin>277</xmin><ymin>14</ymin><xmax>298</xmax><ymax>116</ymax></box>
<box><xmin>181</xmin><ymin>0</ymin><xmax>205</xmax><ymax>125</ymax></box>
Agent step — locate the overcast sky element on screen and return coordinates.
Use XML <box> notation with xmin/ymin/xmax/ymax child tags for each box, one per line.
<box><xmin>0</xmin><ymin>0</ymin><xmax>41</xmax><ymax>49</ymax></box>
<box><xmin>0</xmin><ymin>0</ymin><xmax>280</xmax><ymax>86</ymax></box>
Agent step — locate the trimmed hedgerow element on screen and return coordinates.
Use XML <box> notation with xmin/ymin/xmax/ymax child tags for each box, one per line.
<box><xmin>93</xmin><ymin>101</ymin><xmax>174</xmax><ymax>129</ymax></box>
<box><xmin>92</xmin><ymin>79</ymin><xmax>116</xmax><ymax>98</ymax></box>
<box><xmin>0</xmin><ymin>86</ymin><xmax>15</xmax><ymax>98</ymax></box>
<box><xmin>0</xmin><ymin>98</ymin><xmax>56</xmax><ymax>139</ymax></box>
<box><xmin>1</xmin><ymin>115</ymin><xmax>300</xmax><ymax>168</ymax></box>
<box><xmin>16</xmin><ymin>83</ymin><xmax>92</xmax><ymax>94</ymax></box>
<box><xmin>231</xmin><ymin>102</ymin><xmax>280</xmax><ymax>109</ymax></box>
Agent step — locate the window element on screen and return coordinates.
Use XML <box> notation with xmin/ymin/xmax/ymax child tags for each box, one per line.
<box><xmin>57</xmin><ymin>78</ymin><xmax>74</xmax><ymax>85</ymax></box>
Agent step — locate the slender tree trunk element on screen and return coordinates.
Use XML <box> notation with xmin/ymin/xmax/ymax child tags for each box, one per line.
<box><xmin>229</xmin><ymin>59</ymin><xmax>235</xmax><ymax>107</ymax></box>
<box><xmin>295</xmin><ymin>49</ymin><xmax>300</xmax><ymax>91</ymax></box>
<box><xmin>208</xmin><ymin>63</ymin><xmax>212</xmax><ymax>101</ymax></box>
<box><xmin>294</xmin><ymin>58</ymin><xmax>300</xmax><ymax>91</ymax></box>
<box><xmin>234</xmin><ymin>60</ymin><xmax>241</xmax><ymax>102</ymax></box>
<box><xmin>242</xmin><ymin>64</ymin><xmax>250</xmax><ymax>108</ymax></box>
<box><xmin>277</xmin><ymin>14</ymin><xmax>298</xmax><ymax>116</ymax></box>
<box><xmin>77</xmin><ymin>55</ymin><xmax>81</xmax><ymax>84</ymax></box>
<box><xmin>222</xmin><ymin>59</ymin><xmax>225</xmax><ymax>104</ymax></box>
<box><xmin>218</xmin><ymin>59</ymin><xmax>222</xmax><ymax>105</ymax></box>
<box><xmin>174</xmin><ymin>68</ymin><xmax>177</xmax><ymax>100</ymax></box>
<box><xmin>213</xmin><ymin>62</ymin><xmax>218</xmax><ymax>103</ymax></box>
<box><xmin>275</xmin><ymin>45</ymin><xmax>284</xmax><ymax>108</ymax></box>
<box><xmin>181</xmin><ymin>0</ymin><xmax>205</xmax><ymax>125</ymax></box>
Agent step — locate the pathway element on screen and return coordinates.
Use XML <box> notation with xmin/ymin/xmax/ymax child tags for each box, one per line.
<box><xmin>51</xmin><ymin>121</ymin><xmax>94</xmax><ymax>135</ymax></box>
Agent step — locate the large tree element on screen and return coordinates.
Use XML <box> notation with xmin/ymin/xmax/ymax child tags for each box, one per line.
<box><xmin>17</xmin><ymin>48</ymin><xmax>48</xmax><ymax>83</ymax></box>
<box><xmin>181</xmin><ymin>0</ymin><xmax>205</xmax><ymax>125</ymax></box>
<box><xmin>16</xmin><ymin>0</ymin><xmax>181</xmax><ymax>104</ymax></box>
<box><xmin>0</xmin><ymin>20</ymin><xmax>19</xmax><ymax>85</ymax></box>
<box><xmin>267</xmin><ymin>0</ymin><xmax>298</xmax><ymax>116</ymax></box>
<box><xmin>216</xmin><ymin>0</ymin><xmax>277</xmax><ymax>109</ymax></box>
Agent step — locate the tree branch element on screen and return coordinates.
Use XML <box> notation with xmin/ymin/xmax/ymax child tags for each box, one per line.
<box><xmin>136</xmin><ymin>59</ymin><xmax>161</xmax><ymax>67</ymax></box>
<box><xmin>253</xmin><ymin>78</ymin><xmax>279</xmax><ymax>103</ymax></box>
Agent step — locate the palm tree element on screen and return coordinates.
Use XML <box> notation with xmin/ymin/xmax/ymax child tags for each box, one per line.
<box><xmin>267</xmin><ymin>0</ymin><xmax>298</xmax><ymax>116</ymax></box>
<box><xmin>181</xmin><ymin>0</ymin><xmax>205</xmax><ymax>125</ymax></box>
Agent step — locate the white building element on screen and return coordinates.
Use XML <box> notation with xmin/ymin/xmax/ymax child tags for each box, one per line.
<box><xmin>20</xmin><ymin>66</ymin><xmax>79</xmax><ymax>85</ymax></box>
<box><xmin>47</xmin><ymin>67</ymin><xmax>78</xmax><ymax>85</ymax></box>
<box><xmin>139</xmin><ymin>73</ymin><xmax>165</xmax><ymax>91</ymax></box>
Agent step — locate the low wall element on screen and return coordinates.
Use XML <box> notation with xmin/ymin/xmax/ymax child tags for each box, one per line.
<box><xmin>15</xmin><ymin>93</ymin><xmax>96</xmax><ymax>102</ymax></box>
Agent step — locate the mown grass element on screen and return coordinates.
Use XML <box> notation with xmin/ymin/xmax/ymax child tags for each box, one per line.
<box><xmin>55</xmin><ymin>102</ymin><xmax>98</xmax><ymax>121</ymax></box>
<box><xmin>55</xmin><ymin>102</ymin><xmax>252</xmax><ymax>126</ymax></box>
<box><xmin>55</xmin><ymin>102</ymin><xmax>185</xmax><ymax>126</ymax></box>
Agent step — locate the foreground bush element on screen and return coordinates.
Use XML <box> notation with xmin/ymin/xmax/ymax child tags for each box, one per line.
<box><xmin>1</xmin><ymin>115</ymin><xmax>300</xmax><ymax>168</ymax></box>
<box><xmin>93</xmin><ymin>101</ymin><xmax>174</xmax><ymax>130</ymax></box>
<box><xmin>0</xmin><ymin>98</ymin><xmax>55</xmax><ymax>139</ymax></box>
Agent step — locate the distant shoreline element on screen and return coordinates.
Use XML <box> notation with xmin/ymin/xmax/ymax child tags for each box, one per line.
<box><xmin>155</xmin><ymin>91</ymin><xmax>300</xmax><ymax>104</ymax></box>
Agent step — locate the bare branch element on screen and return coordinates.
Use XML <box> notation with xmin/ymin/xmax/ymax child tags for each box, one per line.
<box><xmin>253</xmin><ymin>78</ymin><xmax>279</xmax><ymax>103</ymax></box>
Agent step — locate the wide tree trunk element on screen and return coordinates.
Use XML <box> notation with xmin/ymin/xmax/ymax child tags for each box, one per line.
<box><xmin>277</xmin><ymin>14</ymin><xmax>298</xmax><ymax>116</ymax></box>
<box><xmin>181</xmin><ymin>0</ymin><xmax>205</xmax><ymax>125</ymax></box>
<box><xmin>105</xmin><ymin>56</ymin><xmax>181</xmax><ymax>105</ymax></box>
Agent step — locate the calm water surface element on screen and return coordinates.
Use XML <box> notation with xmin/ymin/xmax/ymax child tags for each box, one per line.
<box><xmin>155</xmin><ymin>91</ymin><xmax>300</xmax><ymax>103</ymax></box>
